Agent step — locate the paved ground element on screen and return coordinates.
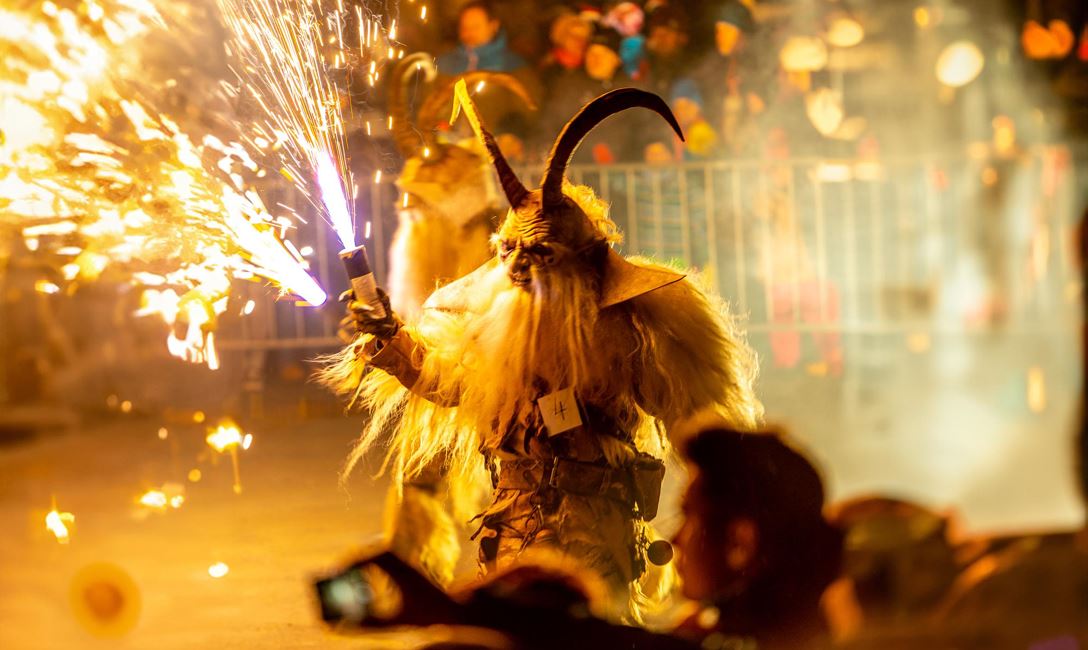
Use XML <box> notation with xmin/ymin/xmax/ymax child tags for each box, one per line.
<box><xmin>0</xmin><ymin>413</ymin><xmax>433</xmax><ymax>649</ymax></box>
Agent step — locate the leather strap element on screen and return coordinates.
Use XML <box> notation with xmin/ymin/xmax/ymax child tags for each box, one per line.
<box><xmin>495</xmin><ymin>457</ymin><xmax>633</xmax><ymax>505</ymax></box>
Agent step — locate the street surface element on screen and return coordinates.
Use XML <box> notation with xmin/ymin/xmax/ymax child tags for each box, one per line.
<box><xmin>0</xmin><ymin>414</ymin><xmax>435</xmax><ymax>649</ymax></box>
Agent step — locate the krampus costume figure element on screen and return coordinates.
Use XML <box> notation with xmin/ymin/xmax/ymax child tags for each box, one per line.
<box><xmin>387</xmin><ymin>53</ymin><xmax>535</xmax><ymax>321</ymax></box>
<box><xmin>323</xmin><ymin>82</ymin><xmax>761</xmax><ymax>615</ymax></box>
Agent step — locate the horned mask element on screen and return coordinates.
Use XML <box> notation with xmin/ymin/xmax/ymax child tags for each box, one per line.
<box><xmin>390</xmin><ymin>54</ymin><xmax>534</xmax><ymax>223</ymax></box>
<box><xmin>451</xmin><ymin>80</ymin><xmax>688</xmax><ymax>303</ymax></box>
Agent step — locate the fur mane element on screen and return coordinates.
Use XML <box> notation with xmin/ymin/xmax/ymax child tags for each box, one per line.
<box><xmin>317</xmin><ymin>185</ymin><xmax>761</xmax><ymax>514</ymax></box>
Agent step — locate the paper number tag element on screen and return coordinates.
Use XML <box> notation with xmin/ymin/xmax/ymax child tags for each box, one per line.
<box><xmin>537</xmin><ymin>387</ymin><xmax>583</xmax><ymax>437</ymax></box>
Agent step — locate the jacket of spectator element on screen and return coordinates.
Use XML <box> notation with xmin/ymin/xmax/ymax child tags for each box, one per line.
<box><xmin>438</xmin><ymin>28</ymin><xmax>527</xmax><ymax>76</ymax></box>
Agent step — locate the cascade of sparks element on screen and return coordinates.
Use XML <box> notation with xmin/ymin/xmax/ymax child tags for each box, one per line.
<box><xmin>216</xmin><ymin>0</ymin><xmax>403</xmax><ymax>249</ymax></box>
<box><xmin>0</xmin><ymin>0</ymin><xmax>327</xmax><ymax>369</ymax></box>
<box><xmin>206</xmin><ymin>418</ymin><xmax>251</xmax><ymax>494</ymax></box>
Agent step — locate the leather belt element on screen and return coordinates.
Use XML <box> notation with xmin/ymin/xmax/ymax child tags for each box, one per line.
<box><xmin>495</xmin><ymin>455</ymin><xmax>664</xmax><ymax>520</ymax></box>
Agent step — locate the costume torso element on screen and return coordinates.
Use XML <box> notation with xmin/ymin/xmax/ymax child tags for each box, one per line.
<box><xmin>477</xmin><ymin>368</ymin><xmax>664</xmax><ymax>587</ymax></box>
<box><xmin>367</xmin><ymin>301</ymin><xmax>665</xmax><ymax>591</ymax></box>
<box><xmin>364</xmin><ymin>253</ymin><xmax>687</xmax><ymax>591</ymax></box>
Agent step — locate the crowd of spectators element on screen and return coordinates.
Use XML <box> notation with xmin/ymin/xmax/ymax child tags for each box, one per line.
<box><xmin>363</xmin><ymin>0</ymin><xmax>1088</xmax><ymax>171</ymax></box>
<box><xmin>400</xmin><ymin>0</ymin><xmax>822</xmax><ymax>166</ymax></box>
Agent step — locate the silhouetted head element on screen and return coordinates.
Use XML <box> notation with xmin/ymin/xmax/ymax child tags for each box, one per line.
<box><xmin>674</xmin><ymin>426</ymin><xmax>843</xmax><ymax>620</ymax></box>
<box><xmin>457</xmin><ymin>1</ymin><xmax>500</xmax><ymax>49</ymax></box>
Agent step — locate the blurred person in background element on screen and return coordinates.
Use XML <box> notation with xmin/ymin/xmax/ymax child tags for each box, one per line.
<box><xmin>669</xmin><ymin>79</ymin><xmax>720</xmax><ymax>160</ymax></box>
<box><xmin>643</xmin><ymin>5</ymin><xmax>692</xmax><ymax>98</ymax></box>
<box><xmin>925</xmin><ymin>205</ymin><xmax>1088</xmax><ymax>648</ymax></box>
<box><xmin>536</xmin><ymin>20</ymin><xmax>638</xmax><ymax>164</ymax></box>
<box><xmin>602</xmin><ymin>1</ymin><xmax>647</xmax><ymax>80</ymax></box>
<box><xmin>823</xmin><ymin>497</ymin><xmax>962</xmax><ymax>646</ymax></box>
<box><xmin>435</xmin><ymin>2</ymin><xmax>540</xmax><ymax>145</ymax></box>
<box><xmin>691</xmin><ymin>0</ymin><xmax>768</xmax><ymax>156</ymax></box>
<box><xmin>753</xmin><ymin>124</ymin><xmax>797</xmax><ymax>347</ymax></box>
<box><xmin>670</xmin><ymin>425</ymin><xmax>844</xmax><ymax>650</ymax></box>
<box><xmin>540</xmin><ymin>11</ymin><xmax>593</xmax><ymax>90</ymax></box>
<box><xmin>573</xmin><ymin>27</ymin><xmax>639</xmax><ymax>164</ymax></box>
<box><xmin>753</xmin><ymin>126</ymin><xmax>843</xmax><ymax>376</ymax></box>
<box><xmin>437</xmin><ymin>2</ymin><xmax>535</xmax><ymax>81</ymax></box>
<box><xmin>585</xmin><ymin>26</ymin><xmax>629</xmax><ymax>91</ymax></box>
<box><xmin>383</xmin><ymin>55</ymin><xmax>538</xmax><ymax>322</ymax></box>
<box><xmin>644</xmin><ymin>140</ymin><xmax>675</xmax><ymax>165</ymax></box>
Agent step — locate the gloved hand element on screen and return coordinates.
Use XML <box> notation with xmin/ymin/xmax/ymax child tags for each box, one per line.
<box><xmin>339</xmin><ymin>287</ymin><xmax>400</xmax><ymax>341</ymax></box>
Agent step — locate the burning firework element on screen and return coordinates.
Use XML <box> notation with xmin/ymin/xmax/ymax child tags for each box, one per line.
<box><xmin>137</xmin><ymin>483</ymin><xmax>185</xmax><ymax>511</ymax></box>
<box><xmin>0</xmin><ymin>0</ymin><xmax>327</xmax><ymax>368</ymax></box>
<box><xmin>46</xmin><ymin>502</ymin><xmax>76</xmax><ymax>544</ymax></box>
<box><xmin>216</xmin><ymin>0</ymin><xmax>402</xmax><ymax>251</ymax></box>
<box><xmin>217</xmin><ymin>0</ymin><xmax>411</xmax><ymax>320</ymax></box>
<box><xmin>206</xmin><ymin>418</ymin><xmax>251</xmax><ymax>494</ymax></box>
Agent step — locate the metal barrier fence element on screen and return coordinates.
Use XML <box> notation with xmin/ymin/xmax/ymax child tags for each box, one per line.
<box><xmin>219</xmin><ymin>148</ymin><xmax>1085</xmax><ymax>351</ymax></box>
<box><xmin>216</xmin><ymin>149</ymin><xmax>1085</xmax><ymax>528</ymax></box>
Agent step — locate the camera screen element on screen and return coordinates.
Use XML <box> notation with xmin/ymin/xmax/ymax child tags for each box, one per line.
<box><xmin>315</xmin><ymin>569</ymin><xmax>372</xmax><ymax>624</ymax></box>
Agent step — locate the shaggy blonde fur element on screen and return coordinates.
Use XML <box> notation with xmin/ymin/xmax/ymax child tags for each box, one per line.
<box><xmin>388</xmin><ymin>139</ymin><xmax>498</xmax><ymax>321</ymax></box>
<box><xmin>318</xmin><ymin>184</ymin><xmax>761</xmax><ymax>611</ymax></box>
<box><xmin>383</xmin><ymin>484</ymin><xmax>461</xmax><ymax>586</ymax></box>
<box><xmin>387</xmin><ymin>209</ymin><xmax>492</xmax><ymax>322</ymax></box>
<box><xmin>321</xmin><ymin>186</ymin><xmax>757</xmax><ymax>472</ymax></box>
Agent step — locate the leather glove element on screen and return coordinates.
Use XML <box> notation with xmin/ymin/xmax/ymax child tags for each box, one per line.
<box><xmin>339</xmin><ymin>287</ymin><xmax>401</xmax><ymax>341</ymax></box>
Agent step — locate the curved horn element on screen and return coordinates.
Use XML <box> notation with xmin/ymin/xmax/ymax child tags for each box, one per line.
<box><xmin>450</xmin><ymin>79</ymin><xmax>529</xmax><ymax>209</ymax></box>
<box><xmin>416</xmin><ymin>71</ymin><xmax>537</xmax><ymax>130</ymax></box>
<box><xmin>541</xmin><ymin>88</ymin><xmax>684</xmax><ymax>205</ymax></box>
<box><xmin>387</xmin><ymin>53</ymin><xmax>437</xmax><ymax>157</ymax></box>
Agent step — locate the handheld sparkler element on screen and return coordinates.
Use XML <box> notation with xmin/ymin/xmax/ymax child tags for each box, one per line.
<box><xmin>316</xmin><ymin>154</ymin><xmax>387</xmax><ymax>319</ymax></box>
<box><xmin>338</xmin><ymin>244</ymin><xmax>385</xmax><ymax>319</ymax></box>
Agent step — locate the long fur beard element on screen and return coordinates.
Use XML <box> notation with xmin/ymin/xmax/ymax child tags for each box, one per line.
<box><xmin>435</xmin><ymin>262</ymin><xmax>601</xmax><ymax>441</ymax></box>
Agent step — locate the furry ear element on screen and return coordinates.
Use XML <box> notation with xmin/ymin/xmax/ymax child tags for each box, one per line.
<box><xmin>625</xmin><ymin>263</ymin><xmax>762</xmax><ymax>434</ymax></box>
<box><xmin>599</xmin><ymin>248</ymin><xmax>684</xmax><ymax>308</ymax></box>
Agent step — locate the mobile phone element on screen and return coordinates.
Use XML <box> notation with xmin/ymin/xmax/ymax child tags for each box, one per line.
<box><xmin>314</xmin><ymin>565</ymin><xmax>372</xmax><ymax>624</ymax></box>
